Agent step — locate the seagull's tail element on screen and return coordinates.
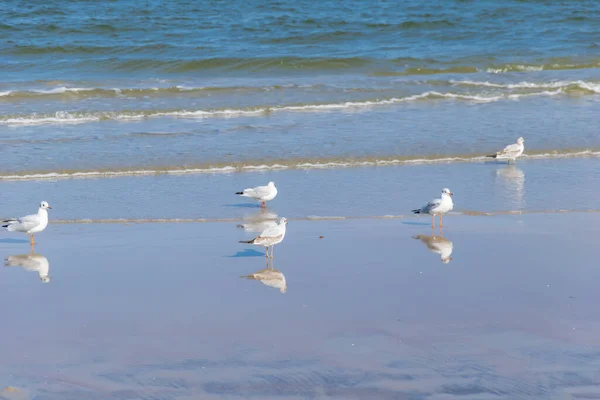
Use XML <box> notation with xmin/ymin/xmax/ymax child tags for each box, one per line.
<box><xmin>411</xmin><ymin>209</ymin><xmax>421</xmax><ymax>214</ymax></box>
<box><xmin>240</xmin><ymin>274</ymin><xmax>257</xmax><ymax>280</ymax></box>
<box><xmin>2</xmin><ymin>219</ymin><xmax>17</xmax><ymax>228</ymax></box>
<box><xmin>239</xmin><ymin>239</ymin><xmax>254</xmax><ymax>244</ymax></box>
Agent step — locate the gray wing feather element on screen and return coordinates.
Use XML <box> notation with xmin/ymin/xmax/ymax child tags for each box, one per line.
<box><xmin>422</xmin><ymin>198</ymin><xmax>442</xmax><ymax>213</ymax></box>
<box><xmin>497</xmin><ymin>143</ymin><xmax>521</xmax><ymax>157</ymax></box>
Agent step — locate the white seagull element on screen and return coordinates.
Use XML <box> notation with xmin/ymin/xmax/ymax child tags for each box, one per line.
<box><xmin>239</xmin><ymin>217</ymin><xmax>287</xmax><ymax>258</ymax></box>
<box><xmin>241</xmin><ymin>260</ymin><xmax>287</xmax><ymax>294</ymax></box>
<box><xmin>413</xmin><ymin>235</ymin><xmax>454</xmax><ymax>263</ymax></box>
<box><xmin>412</xmin><ymin>188</ymin><xmax>454</xmax><ymax>228</ymax></box>
<box><xmin>5</xmin><ymin>253</ymin><xmax>50</xmax><ymax>283</ymax></box>
<box><xmin>3</xmin><ymin>201</ymin><xmax>52</xmax><ymax>245</ymax></box>
<box><xmin>487</xmin><ymin>137</ymin><xmax>525</xmax><ymax>163</ymax></box>
<box><xmin>236</xmin><ymin>181</ymin><xmax>278</xmax><ymax>208</ymax></box>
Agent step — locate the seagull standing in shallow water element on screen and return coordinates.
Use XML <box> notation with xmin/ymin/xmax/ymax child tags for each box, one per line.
<box><xmin>412</xmin><ymin>188</ymin><xmax>454</xmax><ymax>228</ymax></box>
<box><xmin>3</xmin><ymin>201</ymin><xmax>52</xmax><ymax>245</ymax></box>
<box><xmin>235</xmin><ymin>181</ymin><xmax>278</xmax><ymax>208</ymax></box>
<box><xmin>239</xmin><ymin>217</ymin><xmax>287</xmax><ymax>258</ymax></box>
<box><xmin>487</xmin><ymin>137</ymin><xmax>525</xmax><ymax>163</ymax></box>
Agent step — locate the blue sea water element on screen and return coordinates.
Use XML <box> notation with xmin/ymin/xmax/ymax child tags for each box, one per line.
<box><xmin>0</xmin><ymin>0</ymin><xmax>599</xmax><ymax>176</ymax></box>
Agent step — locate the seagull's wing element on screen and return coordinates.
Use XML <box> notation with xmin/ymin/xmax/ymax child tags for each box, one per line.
<box><xmin>251</xmin><ymin>185</ymin><xmax>273</xmax><ymax>198</ymax></box>
<box><xmin>252</xmin><ymin>234</ymin><xmax>283</xmax><ymax>246</ymax></box>
<box><xmin>497</xmin><ymin>143</ymin><xmax>522</xmax><ymax>158</ymax></box>
<box><xmin>422</xmin><ymin>198</ymin><xmax>442</xmax><ymax>213</ymax></box>
<box><xmin>5</xmin><ymin>214</ymin><xmax>40</xmax><ymax>232</ymax></box>
<box><xmin>258</xmin><ymin>223</ymin><xmax>284</xmax><ymax>238</ymax></box>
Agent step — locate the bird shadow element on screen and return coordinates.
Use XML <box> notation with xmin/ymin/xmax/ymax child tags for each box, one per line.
<box><xmin>402</xmin><ymin>221</ymin><xmax>431</xmax><ymax>226</ymax></box>
<box><xmin>223</xmin><ymin>203</ymin><xmax>262</xmax><ymax>209</ymax></box>
<box><xmin>0</xmin><ymin>238</ymin><xmax>30</xmax><ymax>244</ymax></box>
<box><xmin>228</xmin><ymin>249</ymin><xmax>266</xmax><ymax>258</ymax></box>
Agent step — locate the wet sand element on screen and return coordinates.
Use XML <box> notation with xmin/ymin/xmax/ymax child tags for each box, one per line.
<box><xmin>1</xmin><ymin>213</ymin><xmax>600</xmax><ymax>399</ymax></box>
<box><xmin>1</xmin><ymin>156</ymin><xmax>600</xmax><ymax>222</ymax></box>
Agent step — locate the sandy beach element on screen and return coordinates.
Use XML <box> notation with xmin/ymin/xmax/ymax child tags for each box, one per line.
<box><xmin>1</xmin><ymin>211</ymin><xmax>600</xmax><ymax>399</ymax></box>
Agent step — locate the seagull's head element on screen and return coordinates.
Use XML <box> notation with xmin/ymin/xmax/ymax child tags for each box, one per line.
<box><xmin>41</xmin><ymin>275</ymin><xmax>51</xmax><ymax>283</ymax></box>
<box><xmin>442</xmin><ymin>188</ymin><xmax>453</xmax><ymax>197</ymax></box>
<box><xmin>268</xmin><ymin>181</ymin><xmax>276</xmax><ymax>187</ymax></box>
<box><xmin>442</xmin><ymin>256</ymin><xmax>453</xmax><ymax>264</ymax></box>
<box><xmin>40</xmin><ymin>201</ymin><xmax>51</xmax><ymax>210</ymax></box>
<box><xmin>517</xmin><ymin>137</ymin><xmax>524</xmax><ymax>144</ymax></box>
<box><xmin>279</xmin><ymin>217</ymin><xmax>288</xmax><ymax>225</ymax></box>
<box><xmin>280</xmin><ymin>286</ymin><xmax>287</xmax><ymax>294</ymax></box>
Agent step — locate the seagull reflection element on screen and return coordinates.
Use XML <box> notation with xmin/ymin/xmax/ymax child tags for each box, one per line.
<box><xmin>241</xmin><ymin>258</ymin><xmax>287</xmax><ymax>293</ymax></box>
<box><xmin>496</xmin><ymin>165</ymin><xmax>525</xmax><ymax>209</ymax></box>
<box><xmin>413</xmin><ymin>234</ymin><xmax>454</xmax><ymax>263</ymax></box>
<box><xmin>4</xmin><ymin>252</ymin><xmax>50</xmax><ymax>283</ymax></box>
<box><xmin>237</xmin><ymin>210</ymin><xmax>279</xmax><ymax>233</ymax></box>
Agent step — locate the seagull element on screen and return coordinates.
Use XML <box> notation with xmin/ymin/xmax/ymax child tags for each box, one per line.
<box><xmin>5</xmin><ymin>253</ymin><xmax>50</xmax><ymax>283</ymax></box>
<box><xmin>487</xmin><ymin>137</ymin><xmax>525</xmax><ymax>163</ymax></box>
<box><xmin>413</xmin><ymin>235</ymin><xmax>453</xmax><ymax>263</ymax></box>
<box><xmin>239</xmin><ymin>217</ymin><xmax>287</xmax><ymax>258</ymax></box>
<box><xmin>412</xmin><ymin>188</ymin><xmax>454</xmax><ymax>228</ymax></box>
<box><xmin>235</xmin><ymin>181</ymin><xmax>278</xmax><ymax>208</ymax></box>
<box><xmin>241</xmin><ymin>259</ymin><xmax>286</xmax><ymax>293</ymax></box>
<box><xmin>3</xmin><ymin>201</ymin><xmax>52</xmax><ymax>245</ymax></box>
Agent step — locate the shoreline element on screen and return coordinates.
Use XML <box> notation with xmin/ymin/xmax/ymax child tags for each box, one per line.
<box><xmin>0</xmin><ymin>148</ymin><xmax>599</xmax><ymax>181</ymax></box>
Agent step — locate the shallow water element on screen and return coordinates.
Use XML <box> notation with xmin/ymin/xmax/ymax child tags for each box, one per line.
<box><xmin>1</xmin><ymin>0</ymin><xmax>600</xmax><ymax>175</ymax></box>
<box><xmin>0</xmin><ymin>157</ymin><xmax>598</xmax><ymax>222</ymax></box>
<box><xmin>1</xmin><ymin>214</ymin><xmax>600</xmax><ymax>399</ymax></box>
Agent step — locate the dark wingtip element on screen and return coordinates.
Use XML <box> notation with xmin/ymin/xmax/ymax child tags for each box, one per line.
<box><xmin>486</xmin><ymin>154</ymin><xmax>497</xmax><ymax>158</ymax></box>
<box><xmin>411</xmin><ymin>209</ymin><xmax>420</xmax><ymax>214</ymax></box>
<box><xmin>235</xmin><ymin>191</ymin><xmax>244</xmax><ymax>195</ymax></box>
<box><xmin>2</xmin><ymin>225</ymin><xmax>8</xmax><ymax>228</ymax></box>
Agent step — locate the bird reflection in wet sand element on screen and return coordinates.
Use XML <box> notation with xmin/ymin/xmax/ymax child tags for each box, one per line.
<box><xmin>237</xmin><ymin>209</ymin><xmax>279</xmax><ymax>234</ymax></box>
<box><xmin>241</xmin><ymin>258</ymin><xmax>287</xmax><ymax>293</ymax></box>
<box><xmin>413</xmin><ymin>234</ymin><xmax>454</xmax><ymax>263</ymax></box>
<box><xmin>239</xmin><ymin>217</ymin><xmax>287</xmax><ymax>258</ymax></box>
<box><xmin>496</xmin><ymin>165</ymin><xmax>525</xmax><ymax>210</ymax></box>
<box><xmin>4</xmin><ymin>252</ymin><xmax>50</xmax><ymax>283</ymax></box>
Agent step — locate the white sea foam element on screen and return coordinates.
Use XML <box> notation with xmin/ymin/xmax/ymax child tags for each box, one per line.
<box><xmin>1</xmin><ymin>150</ymin><xmax>599</xmax><ymax>181</ymax></box>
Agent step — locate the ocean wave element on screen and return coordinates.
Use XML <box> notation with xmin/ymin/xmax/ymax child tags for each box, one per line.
<box><xmin>1</xmin><ymin>150</ymin><xmax>598</xmax><ymax>181</ymax></box>
<box><xmin>450</xmin><ymin>80</ymin><xmax>600</xmax><ymax>93</ymax></box>
<box><xmin>0</xmin><ymin>84</ymin><xmax>293</xmax><ymax>99</ymax></box>
<box><xmin>0</xmin><ymin>89</ymin><xmax>577</xmax><ymax>126</ymax></box>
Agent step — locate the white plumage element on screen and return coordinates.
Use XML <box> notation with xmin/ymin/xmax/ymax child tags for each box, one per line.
<box><xmin>236</xmin><ymin>181</ymin><xmax>277</xmax><ymax>208</ymax></box>
<box><xmin>488</xmin><ymin>137</ymin><xmax>525</xmax><ymax>162</ymax></box>
<box><xmin>3</xmin><ymin>201</ymin><xmax>52</xmax><ymax>245</ymax></box>
<box><xmin>239</xmin><ymin>217</ymin><xmax>287</xmax><ymax>258</ymax></box>
<box><xmin>412</xmin><ymin>188</ymin><xmax>454</xmax><ymax>228</ymax></box>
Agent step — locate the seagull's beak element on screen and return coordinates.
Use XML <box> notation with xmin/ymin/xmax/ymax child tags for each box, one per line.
<box><xmin>449</xmin><ymin>192</ymin><xmax>453</xmax><ymax>197</ymax></box>
<box><xmin>47</xmin><ymin>206</ymin><xmax>52</xmax><ymax>209</ymax></box>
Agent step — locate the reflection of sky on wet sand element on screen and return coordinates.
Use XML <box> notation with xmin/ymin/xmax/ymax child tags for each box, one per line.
<box><xmin>1</xmin><ymin>214</ymin><xmax>600</xmax><ymax>398</ymax></box>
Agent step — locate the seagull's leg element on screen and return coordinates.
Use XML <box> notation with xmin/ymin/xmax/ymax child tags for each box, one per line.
<box><xmin>261</xmin><ymin>201</ymin><xmax>265</xmax><ymax>209</ymax></box>
<box><xmin>265</xmin><ymin>247</ymin><xmax>269</xmax><ymax>258</ymax></box>
<box><xmin>271</xmin><ymin>246</ymin><xmax>275</xmax><ymax>259</ymax></box>
<box><xmin>440</xmin><ymin>214</ymin><xmax>443</xmax><ymax>228</ymax></box>
<box><xmin>30</xmin><ymin>234</ymin><xmax>35</xmax><ymax>245</ymax></box>
<box><xmin>431</xmin><ymin>215</ymin><xmax>435</xmax><ymax>229</ymax></box>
